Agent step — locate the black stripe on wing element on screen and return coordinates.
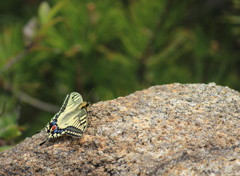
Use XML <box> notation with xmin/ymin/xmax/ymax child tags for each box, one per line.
<box><xmin>64</xmin><ymin>113</ymin><xmax>88</xmax><ymax>137</ymax></box>
<box><xmin>67</xmin><ymin>92</ymin><xmax>82</xmax><ymax>107</ymax></box>
<box><xmin>64</xmin><ymin>126</ymin><xmax>85</xmax><ymax>137</ymax></box>
<box><xmin>60</xmin><ymin>94</ymin><xmax>70</xmax><ymax>112</ymax></box>
<box><xmin>53</xmin><ymin>94</ymin><xmax>70</xmax><ymax>120</ymax></box>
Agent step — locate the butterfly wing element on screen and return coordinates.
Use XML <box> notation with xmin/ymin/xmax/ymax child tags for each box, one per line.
<box><xmin>54</xmin><ymin>92</ymin><xmax>88</xmax><ymax>137</ymax></box>
<box><xmin>55</xmin><ymin>92</ymin><xmax>83</xmax><ymax>124</ymax></box>
<box><xmin>41</xmin><ymin>92</ymin><xmax>89</xmax><ymax>146</ymax></box>
<box><xmin>63</xmin><ymin>106</ymin><xmax>88</xmax><ymax>137</ymax></box>
<box><xmin>64</xmin><ymin>92</ymin><xmax>83</xmax><ymax>109</ymax></box>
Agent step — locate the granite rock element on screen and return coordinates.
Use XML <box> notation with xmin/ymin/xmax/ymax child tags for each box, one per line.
<box><xmin>0</xmin><ymin>83</ymin><xmax>239</xmax><ymax>175</ymax></box>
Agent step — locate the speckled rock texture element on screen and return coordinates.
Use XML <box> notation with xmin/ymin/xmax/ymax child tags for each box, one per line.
<box><xmin>0</xmin><ymin>83</ymin><xmax>240</xmax><ymax>176</ymax></box>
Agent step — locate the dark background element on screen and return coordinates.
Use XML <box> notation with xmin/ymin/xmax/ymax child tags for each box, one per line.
<box><xmin>0</xmin><ymin>0</ymin><xmax>239</xmax><ymax>151</ymax></box>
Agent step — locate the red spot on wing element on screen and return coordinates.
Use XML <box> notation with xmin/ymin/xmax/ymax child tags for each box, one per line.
<box><xmin>51</xmin><ymin>125</ymin><xmax>57</xmax><ymax>131</ymax></box>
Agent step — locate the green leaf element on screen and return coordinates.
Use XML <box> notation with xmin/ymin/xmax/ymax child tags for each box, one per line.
<box><xmin>38</xmin><ymin>2</ymin><xmax>51</xmax><ymax>25</ymax></box>
<box><xmin>0</xmin><ymin>125</ymin><xmax>21</xmax><ymax>140</ymax></box>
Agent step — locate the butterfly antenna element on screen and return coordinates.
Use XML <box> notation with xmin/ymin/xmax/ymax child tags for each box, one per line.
<box><xmin>87</xmin><ymin>88</ymin><xmax>94</xmax><ymax>104</ymax></box>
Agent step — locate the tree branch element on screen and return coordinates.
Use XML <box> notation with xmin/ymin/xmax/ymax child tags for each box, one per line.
<box><xmin>0</xmin><ymin>50</ymin><xmax>27</xmax><ymax>74</ymax></box>
<box><xmin>17</xmin><ymin>91</ymin><xmax>59</xmax><ymax>113</ymax></box>
<box><xmin>1</xmin><ymin>80</ymin><xmax>59</xmax><ymax>113</ymax></box>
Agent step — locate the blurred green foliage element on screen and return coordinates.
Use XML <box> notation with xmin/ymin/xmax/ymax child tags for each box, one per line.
<box><xmin>0</xmin><ymin>0</ymin><xmax>240</xmax><ymax>150</ymax></box>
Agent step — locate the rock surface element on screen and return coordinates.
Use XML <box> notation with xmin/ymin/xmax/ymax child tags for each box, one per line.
<box><xmin>0</xmin><ymin>83</ymin><xmax>240</xmax><ymax>175</ymax></box>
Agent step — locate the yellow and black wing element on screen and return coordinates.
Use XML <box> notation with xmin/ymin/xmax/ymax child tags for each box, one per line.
<box><xmin>40</xmin><ymin>92</ymin><xmax>89</xmax><ymax>145</ymax></box>
<box><xmin>64</xmin><ymin>103</ymin><xmax>89</xmax><ymax>137</ymax></box>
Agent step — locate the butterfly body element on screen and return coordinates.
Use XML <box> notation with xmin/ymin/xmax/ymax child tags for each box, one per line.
<box><xmin>40</xmin><ymin>92</ymin><xmax>89</xmax><ymax>145</ymax></box>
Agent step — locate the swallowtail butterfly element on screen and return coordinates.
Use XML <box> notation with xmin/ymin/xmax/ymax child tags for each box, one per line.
<box><xmin>40</xmin><ymin>92</ymin><xmax>89</xmax><ymax>145</ymax></box>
